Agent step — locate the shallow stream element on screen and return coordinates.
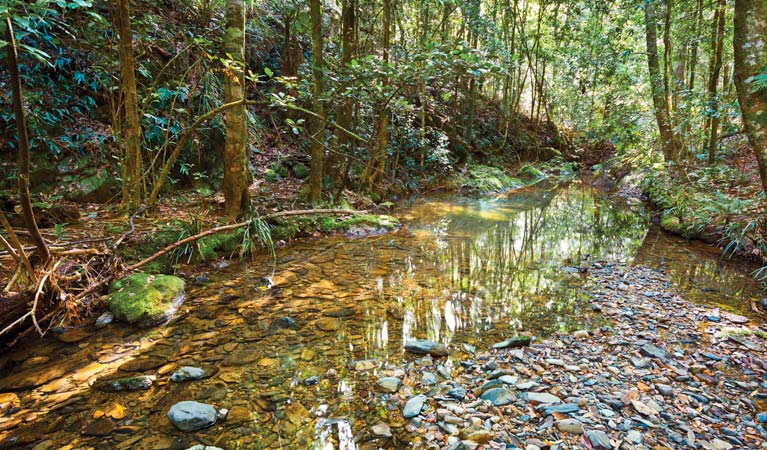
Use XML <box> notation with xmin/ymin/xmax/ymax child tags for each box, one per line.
<box><xmin>0</xmin><ymin>179</ymin><xmax>763</xmax><ymax>449</ymax></box>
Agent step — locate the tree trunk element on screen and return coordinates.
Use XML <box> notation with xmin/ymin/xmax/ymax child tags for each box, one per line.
<box><xmin>309</xmin><ymin>0</ymin><xmax>325</xmax><ymax>205</ymax></box>
<box><xmin>373</xmin><ymin>0</ymin><xmax>392</xmax><ymax>188</ymax></box>
<box><xmin>687</xmin><ymin>0</ymin><xmax>703</xmax><ymax>91</ymax></box>
<box><xmin>4</xmin><ymin>18</ymin><xmax>50</xmax><ymax>264</ymax></box>
<box><xmin>329</xmin><ymin>0</ymin><xmax>356</xmax><ymax>185</ymax></box>
<box><xmin>115</xmin><ymin>0</ymin><xmax>142</xmax><ymax>210</ymax></box>
<box><xmin>706</xmin><ymin>0</ymin><xmax>726</xmax><ymax>165</ymax></box>
<box><xmin>644</xmin><ymin>1</ymin><xmax>677</xmax><ymax>163</ymax></box>
<box><xmin>734</xmin><ymin>0</ymin><xmax>767</xmax><ymax>195</ymax></box>
<box><xmin>223</xmin><ymin>0</ymin><xmax>250</xmax><ymax>220</ymax></box>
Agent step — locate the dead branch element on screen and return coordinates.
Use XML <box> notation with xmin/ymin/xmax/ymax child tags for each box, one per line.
<box><xmin>72</xmin><ymin>209</ymin><xmax>366</xmax><ymax>302</ymax></box>
<box><xmin>0</xmin><ymin>210</ymin><xmax>34</xmax><ymax>281</ymax></box>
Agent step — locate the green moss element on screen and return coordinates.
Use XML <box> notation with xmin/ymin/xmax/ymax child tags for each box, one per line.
<box><xmin>108</xmin><ymin>273</ymin><xmax>185</xmax><ymax>327</ymax></box>
<box><xmin>317</xmin><ymin>214</ymin><xmax>399</xmax><ymax>233</ymax></box>
<box><xmin>517</xmin><ymin>164</ymin><xmax>546</xmax><ymax>180</ymax></box>
<box><xmin>714</xmin><ymin>326</ymin><xmax>766</xmax><ymax>339</ymax></box>
<box><xmin>659</xmin><ymin>214</ymin><xmax>689</xmax><ymax>237</ymax></box>
<box><xmin>292</xmin><ymin>163</ymin><xmax>309</xmax><ymax>179</ymax></box>
<box><xmin>264</xmin><ymin>169</ymin><xmax>280</xmax><ymax>182</ymax></box>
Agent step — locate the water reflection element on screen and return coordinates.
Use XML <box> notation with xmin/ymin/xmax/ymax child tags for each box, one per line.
<box><xmin>389</xmin><ymin>180</ymin><xmax>649</xmax><ymax>341</ymax></box>
<box><xmin>634</xmin><ymin>226</ymin><xmax>764</xmax><ymax>315</ymax></box>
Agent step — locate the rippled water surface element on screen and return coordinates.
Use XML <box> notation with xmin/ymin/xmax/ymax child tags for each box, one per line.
<box><xmin>0</xmin><ymin>180</ymin><xmax>763</xmax><ymax>449</ymax></box>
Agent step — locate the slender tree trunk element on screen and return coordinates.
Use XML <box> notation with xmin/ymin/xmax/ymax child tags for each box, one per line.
<box><xmin>373</xmin><ymin>0</ymin><xmax>391</xmax><ymax>188</ymax></box>
<box><xmin>734</xmin><ymin>0</ymin><xmax>767</xmax><ymax>195</ymax></box>
<box><xmin>222</xmin><ymin>0</ymin><xmax>250</xmax><ymax>221</ymax></box>
<box><xmin>707</xmin><ymin>0</ymin><xmax>726</xmax><ymax>165</ymax></box>
<box><xmin>329</xmin><ymin>0</ymin><xmax>356</xmax><ymax>185</ymax></box>
<box><xmin>687</xmin><ymin>0</ymin><xmax>703</xmax><ymax>91</ymax></box>
<box><xmin>309</xmin><ymin>0</ymin><xmax>325</xmax><ymax>205</ymax></box>
<box><xmin>644</xmin><ymin>1</ymin><xmax>677</xmax><ymax>164</ymax></box>
<box><xmin>115</xmin><ymin>0</ymin><xmax>142</xmax><ymax>210</ymax></box>
<box><xmin>4</xmin><ymin>18</ymin><xmax>50</xmax><ymax>264</ymax></box>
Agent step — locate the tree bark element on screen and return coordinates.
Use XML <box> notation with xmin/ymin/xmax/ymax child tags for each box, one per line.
<box><xmin>373</xmin><ymin>0</ymin><xmax>392</xmax><ymax>188</ymax></box>
<box><xmin>222</xmin><ymin>0</ymin><xmax>250</xmax><ymax>221</ymax></box>
<box><xmin>687</xmin><ymin>0</ymin><xmax>703</xmax><ymax>91</ymax></box>
<box><xmin>644</xmin><ymin>1</ymin><xmax>677</xmax><ymax>164</ymax></box>
<box><xmin>734</xmin><ymin>0</ymin><xmax>767</xmax><ymax>195</ymax></box>
<box><xmin>328</xmin><ymin>0</ymin><xmax>356</xmax><ymax>184</ymax></box>
<box><xmin>114</xmin><ymin>0</ymin><xmax>143</xmax><ymax>211</ymax></box>
<box><xmin>706</xmin><ymin>0</ymin><xmax>726</xmax><ymax>165</ymax></box>
<box><xmin>309</xmin><ymin>0</ymin><xmax>325</xmax><ymax>205</ymax></box>
<box><xmin>4</xmin><ymin>18</ymin><xmax>50</xmax><ymax>264</ymax></box>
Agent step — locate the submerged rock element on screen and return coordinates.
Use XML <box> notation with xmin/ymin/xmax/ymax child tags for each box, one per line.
<box><xmin>404</xmin><ymin>340</ymin><xmax>449</xmax><ymax>357</ymax></box>
<box><xmin>82</xmin><ymin>418</ymin><xmax>115</xmax><ymax>436</ymax></box>
<box><xmin>375</xmin><ymin>377</ymin><xmax>402</xmax><ymax>393</ymax></box>
<box><xmin>108</xmin><ymin>273</ymin><xmax>185</xmax><ymax>327</ymax></box>
<box><xmin>171</xmin><ymin>366</ymin><xmax>207</xmax><ymax>382</ymax></box>
<box><xmin>168</xmin><ymin>401</ymin><xmax>217</xmax><ymax>431</ymax></box>
<box><xmin>93</xmin><ymin>375</ymin><xmax>155</xmax><ymax>392</ymax></box>
<box><xmin>492</xmin><ymin>335</ymin><xmax>531</xmax><ymax>349</ymax></box>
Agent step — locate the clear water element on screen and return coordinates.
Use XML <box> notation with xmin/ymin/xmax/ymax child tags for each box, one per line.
<box><xmin>0</xmin><ymin>179</ymin><xmax>762</xmax><ymax>449</ymax></box>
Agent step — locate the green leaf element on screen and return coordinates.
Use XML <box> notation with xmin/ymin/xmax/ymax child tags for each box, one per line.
<box><xmin>264</xmin><ymin>67</ymin><xmax>273</xmax><ymax>78</ymax></box>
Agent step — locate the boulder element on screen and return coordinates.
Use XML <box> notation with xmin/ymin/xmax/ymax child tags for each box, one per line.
<box><xmin>108</xmin><ymin>273</ymin><xmax>185</xmax><ymax>327</ymax></box>
<box><xmin>168</xmin><ymin>401</ymin><xmax>217</xmax><ymax>431</ymax></box>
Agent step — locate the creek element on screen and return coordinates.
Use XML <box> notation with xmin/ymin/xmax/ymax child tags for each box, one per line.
<box><xmin>0</xmin><ymin>179</ymin><xmax>763</xmax><ymax>450</ymax></box>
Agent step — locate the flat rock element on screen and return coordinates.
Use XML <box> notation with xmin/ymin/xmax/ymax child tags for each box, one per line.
<box><xmin>316</xmin><ymin>317</ymin><xmax>340</xmax><ymax>331</ymax></box>
<box><xmin>371</xmin><ymin>422</ymin><xmax>392</xmax><ymax>438</ymax></box>
<box><xmin>402</xmin><ymin>395</ymin><xmax>427</xmax><ymax>418</ymax></box>
<box><xmin>639</xmin><ymin>343</ymin><xmax>669</xmax><ymax>361</ymax></box>
<box><xmin>492</xmin><ymin>336</ymin><xmax>531</xmax><ymax>349</ymax></box>
<box><xmin>171</xmin><ymin>366</ymin><xmax>207</xmax><ymax>382</ymax></box>
<box><xmin>459</xmin><ymin>426</ymin><xmax>492</xmax><ymax>444</ymax></box>
<box><xmin>93</xmin><ymin>375</ymin><xmax>154</xmax><ymax>392</ymax></box>
<box><xmin>525</xmin><ymin>392</ymin><xmax>562</xmax><ymax>404</ymax></box>
<box><xmin>168</xmin><ymin>401</ymin><xmax>217</xmax><ymax>431</ymax></box>
<box><xmin>82</xmin><ymin>418</ymin><xmax>115</xmax><ymax>436</ymax></box>
<box><xmin>404</xmin><ymin>340</ymin><xmax>448</xmax><ymax>357</ymax></box>
<box><xmin>376</xmin><ymin>377</ymin><xmax>401</xmax><ymax>393</ymax></box>
<box><xmin>587</xmin><ymin>430</ymin><xmax>612</xmax><ymax>449</ymax></box>
<box><xmin>556</xmin><ymin>418</ymin><xmax>584</xmax><ymax>434</ymax></box>
<box><xmin>480</xmin><ymin>387</ymin><xmax>514</xmax><ymax>406</ymax></box>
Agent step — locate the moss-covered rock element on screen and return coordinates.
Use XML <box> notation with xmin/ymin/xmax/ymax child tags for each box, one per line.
<box><xmin>64</xmin><ymin>168</ymin><xmax>120</xmax><ymax>203</ymax></box>
<box><xmin>516</xmin><ymin>164</ymin><xmax>546</xmax><ymax>180</ymax></box>
<box><xmin>108</xmin><ymin>273</ymin><xmax>186</xmax><ymax>327</ymax></box>
<box><xmin>264</xmin><ymin>169</ymin><xmax>280</xmax><ymax>182</ymax></box>
<box><xmin>659</xmin><ymin>214</ymin><xmax>694</xmax><ymax>239</ymax></box>
<box><xmin>292</xmin><ymin>163</ymin><xmax>309</xmax><ymax>179</ymax></box>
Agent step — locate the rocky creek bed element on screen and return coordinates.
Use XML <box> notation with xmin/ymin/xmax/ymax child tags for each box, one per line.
<box><xmin>0</xmin><ymin>183</ymin><xmax>765</xmax><ymax>449</ymax></box>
